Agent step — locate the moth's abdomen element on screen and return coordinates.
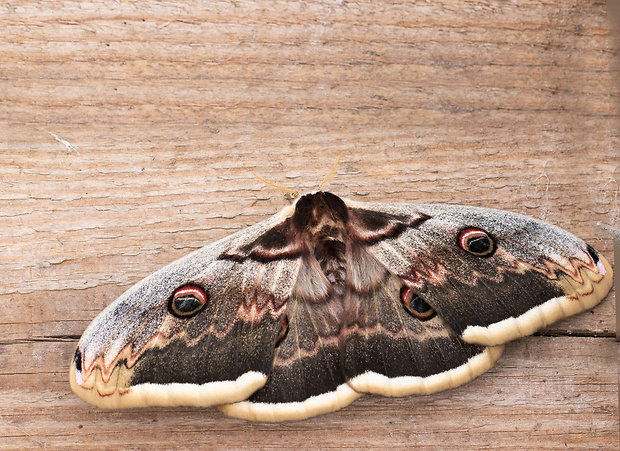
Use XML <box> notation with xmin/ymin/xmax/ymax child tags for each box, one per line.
<box><xmin>293</xmin><ymin>192</ymin><xmax>351</xmax><ymax>300</ymax></box>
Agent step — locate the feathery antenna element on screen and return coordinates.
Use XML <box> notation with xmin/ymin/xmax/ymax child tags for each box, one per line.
<box><xmin>318</xmin><ymin>152</ymin><xmax>343</xmax><ymax>190</ymax></box>
<box><xmin>253</xmin><ymin>173</ymin><xmax>300</xmax><ymax>199</ymax></box>
<box><xmin>254</xmin><ymin>152</ymin><xmax>343</xmax><ymax>198</ymax></box>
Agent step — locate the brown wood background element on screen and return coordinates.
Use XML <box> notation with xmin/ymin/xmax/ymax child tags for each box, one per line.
<box><xmin>1</xmin><ymin>0</ymin><xmax>618</xmax><ymax>449</ymax></box>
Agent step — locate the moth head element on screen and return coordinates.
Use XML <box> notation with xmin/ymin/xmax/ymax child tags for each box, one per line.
<box><xmin>168</xmin><ymin>285</ymin><xmax>208</xmax><ymax>318</ymax></box>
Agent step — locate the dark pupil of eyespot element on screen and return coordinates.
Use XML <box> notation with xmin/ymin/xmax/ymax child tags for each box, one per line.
<box><xmin>467</xmin><ymin>235</ymin><xmax>491</xmax><ymax>254</ymax></box>
<box><xmin>73</xmin><ymin>348</ymin><xmax>82</xmax><ymax>372</ymax></box>
<box><xmin>174</xmin><ymin>295</ymin><xmax>202</xmax><ymax>313</ymax></box>
<box><xmin>410</xmin><ymin>295</ymin><xmax>432</xmax><ymax>314</ymax></box>
<box><xmin>586</xmin><ymin>244</ymin><xmax>600</xmax><ymax>264</ymax></box>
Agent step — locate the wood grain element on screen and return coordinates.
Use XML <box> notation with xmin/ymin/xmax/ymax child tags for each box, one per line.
<box><xmin>0</xmin><ymin>0</ymin><xmax>617</xmax><ymax>449</ymax></box>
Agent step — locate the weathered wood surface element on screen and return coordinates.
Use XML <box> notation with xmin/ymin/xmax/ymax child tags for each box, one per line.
<box><xmin>0</xmin><ymin>0</ymin><xmax>617</xmax><ymax>449</ymax></box>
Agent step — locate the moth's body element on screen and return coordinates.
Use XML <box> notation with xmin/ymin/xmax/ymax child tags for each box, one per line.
<box><xmin>71</xmin><ymin>191</ymin><xmax>613</xmax><ymax>421</ymax></box>
<box><xmin>295</xmin><ymin>192</ymin><xmax>349</xmax><ymax>300</ymax></box>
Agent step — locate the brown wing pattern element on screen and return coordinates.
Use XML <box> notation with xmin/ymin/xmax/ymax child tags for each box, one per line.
<box><xmin>71</xmin><ymin>192</ymin><xmax>613</xmax><ymax>421</ymax></box>
<box><xmin>71</xmin><ymin>210</ymin><xmax>302</xmax><ymax>408</ymax></box>
<box><xmin>352</xmin><ymin>202</ymin><xmax>613</xmax><ymax>346</ymax></box>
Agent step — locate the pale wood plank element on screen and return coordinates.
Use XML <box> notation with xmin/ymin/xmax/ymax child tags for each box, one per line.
<box><xmin>0</xmin><ymin>0</ymin><xmax>616</xmax><ymax>448</ymax></box>
<box><xmin>0</xmin><ymin>338</ymin><xmax>617</xmax><ymax>449</ymax></box>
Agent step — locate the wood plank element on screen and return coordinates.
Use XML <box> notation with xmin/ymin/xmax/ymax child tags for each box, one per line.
<box><xmin>0</xmin><ymin>0</ymin><xmax>616</xmax><ymax>448</ymax></box>
<box><xmin>0</xmin><ymin>338</ymin><xmax>617</xmax><ymax>449</ymax></box>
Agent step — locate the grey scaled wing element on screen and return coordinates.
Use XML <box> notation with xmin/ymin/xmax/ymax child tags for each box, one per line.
<box><xmin>71</xmin><ymin>192</ymin><xmax>613</xmax><ymax>421</ymax></box>
<box><xmin>71</xmin><ymin>205</ymin><xmax>302</xmax><ymax>408</ymax></box>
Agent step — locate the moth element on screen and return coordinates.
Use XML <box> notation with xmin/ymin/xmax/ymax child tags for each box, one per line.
<box><xmin>71</xmin><ymin>191</ymin><xmax>613</xmax><ymax>421</ymax></box>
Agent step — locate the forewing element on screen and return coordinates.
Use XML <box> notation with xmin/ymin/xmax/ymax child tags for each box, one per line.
<box><xmin>346</xmin><ymin>201</ymin><xmax>613</xmax><ymax>347</ymax></box>
<box><xmin>71</xmin><ymin>209</ymin><xmax>303</xmax><ymax>408</ymax></box>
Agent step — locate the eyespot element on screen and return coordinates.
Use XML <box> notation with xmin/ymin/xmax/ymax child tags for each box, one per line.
<box><xmin>275</xmin><ymin>315</ymin><xmax>289</xmax><ymax>348</ymax></box>
<box><xmin>73</xmin><ymin>348</ymin><xmax>85</xmax><ymax>385</ymax></box>
<box><xmin>458</xmin><ymin>227</ymin><xmax>495</xmax><ymax>257</ymax></box>
<box><xmin>586</xmin><ymin>244</ymin><xmax>606</xmax><ymax>275</ymax></box>
<box><xmin>586</xmin><ymin>244</ymin><xmax>600</xmax><ymax>264</ymax></box>
<box><xmin>73</xmin><ymin>348</ymin><xmax>82</xmax><ymax>372</ymax></box>
<box><xmin>169</xmin><ymin>285</ymin><xmax>208</xmax><ymax>318</ymax></box>
<box><xmin>400</xmin><ymin>286</ymin><xmax>436</xmax><ymax>321</ymax></box>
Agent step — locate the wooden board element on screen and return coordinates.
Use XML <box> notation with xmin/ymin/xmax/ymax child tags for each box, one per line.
<box><xmin>0</xmin><ymin>0</ymin><xmax>617</xmax><ymax>448</ymax></box>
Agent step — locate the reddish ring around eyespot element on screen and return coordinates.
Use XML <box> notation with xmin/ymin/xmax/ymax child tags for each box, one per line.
<box><xmin>169</xmin><ymin>285</ymin><xmax>208</xmax><ymax>318</ymax></box>
<box><xmin>275</xmin><ymin>315</ymin><xmax>289</xmax><ymax>347</ymax></box>
<box><xmin>458</xmin><ymin>227</ymin><xmax>495</xmax><ymax>257</ymax></box>
<box><xmin>400</xmin><ymin>286</ymin><xmax>435</xmax><ymax>320</ymax></box>
<box><xmin>174</xmin><ymin>286</ymin><xmax>207</xmax><ymax>304</ymax></box>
